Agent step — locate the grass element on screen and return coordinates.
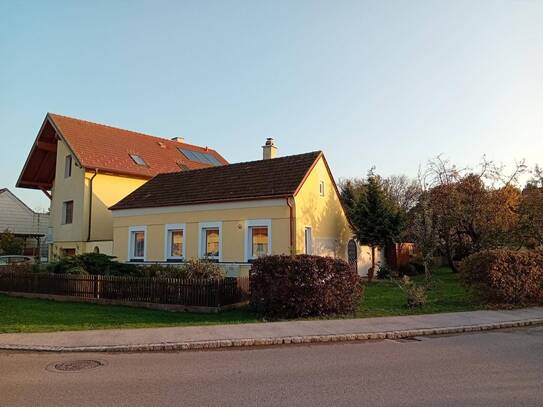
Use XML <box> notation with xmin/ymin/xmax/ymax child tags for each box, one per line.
<box><xmin>356</xmin><ymin>267</ymin><xmax>483</xmax><ymax>318</ymax></box>
<box><xmin>0</xmin><ymin>267</ymin><xmax>483</xmax><ymax>333</ymax></box>
<box><xmin>0</xmin><ymin>296</ymin><xmax>258</xmax><ymax>333</ymax></box>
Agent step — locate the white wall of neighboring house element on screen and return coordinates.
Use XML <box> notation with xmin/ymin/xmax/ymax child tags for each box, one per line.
<box><xmin>0</xmin><ymin>189</ymin><xmax>50</xmax><ymax>258</ymax></box>
<box><xmin>356</xmin><ymin>245</ymin><xmax>385</xmax><ymax>277</ymax></box>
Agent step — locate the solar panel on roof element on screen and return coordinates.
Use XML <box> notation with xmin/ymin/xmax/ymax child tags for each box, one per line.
<box><xmin>177</xmin><ymin>148</ymin><xmax>222</xmax><ymax>166</ymax></box>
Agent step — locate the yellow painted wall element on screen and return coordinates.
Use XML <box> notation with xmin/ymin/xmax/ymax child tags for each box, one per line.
<box><xmin>112</xmin><ymin>204</ymin><xmax>291</xmax><ymax>262</ymax></box>
<box><xmin>293</xmin><ymin>156</ymin><xmax>352</xmax><ymax>259</ymax></box>
<box><xmin>50</xmin><ymin>140</ymin><xmax>86</xmax><ymax>243</ymax></box>
<box><xmin>50</xmin><ymin>140</ymin><xmax>149</xmax><ymax>257</ymax></box>
<box><xmin>84</xmin><ymin>172</ymin><xmax>147</xmax><ymax>241</ymax></box>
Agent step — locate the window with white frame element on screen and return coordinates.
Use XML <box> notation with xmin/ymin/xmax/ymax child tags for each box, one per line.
<box><xmin>319</xmin><ymin>180</ymin><xmax>325</xmax><ymax>196</ymax></box>
<box><xmin>128</xmin><ymin>226</ymin><xmax>146</xmax><ymax>261</ymax></box>
<box><xmin>199</xmin><ymin>222</ymin><xmax>222</xmax><ymax>260</ymax></box>
<box><xmin>245</xmin><ymin>219</ymin><xmax>272</xmax><ymax>261</ymax></box>
<box><xmin>165</xmin><ymin>224</ymin><xmax>185</xmax><ymax>260</ymax></box>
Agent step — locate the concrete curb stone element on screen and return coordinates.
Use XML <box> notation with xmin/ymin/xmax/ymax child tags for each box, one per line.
<box><xmin>1</xmin><ymin>317</ymin><xmax>542</xmax><ymax>353</ymax></box>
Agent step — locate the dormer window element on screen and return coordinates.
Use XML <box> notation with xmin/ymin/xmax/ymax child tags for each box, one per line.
<box><xmin>130</xmin><ymin>154</ymin><xmax>147</xmax><ymax>166</ymax></box>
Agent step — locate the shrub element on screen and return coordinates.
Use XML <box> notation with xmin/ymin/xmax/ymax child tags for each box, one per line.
<box><xmin>250</xmin><ymin>255</ymin><xmax>363</xmax><ymax>319</ymax></box>
<box><xmin>44</xmin><ymin>253</ymin><xmax>138</xmax><ymax>276</ymax></box>
<box><xmin>376</xmin><ymin>263</ymin><xmax>393</xmax><ymax>279</ymax></box>
<box><xmin>459</xmin><ymin>249</ymin><xmax>543</xmax><ymax>304</ymax></box>
<box><xmin>393</xmin><ymin>275</ymin><xmax>427</xmax><ymax>308</ymax></box>
<box><xmin>398</xmin><ymin>259</ymin><xmax>425</xmax><ymax>277</ymax></box>
<box><xmin>141</xmin><ymin>259</ymin><xmax>224</xmax><ymax>279</ymax></box>
<box><xmin>0</xmin><ymin>230</ymin><xmax>24</xmax><ymax>255</ymax></box>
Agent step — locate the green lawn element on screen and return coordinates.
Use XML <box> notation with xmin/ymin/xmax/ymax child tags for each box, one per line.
<box><xmin>0</xmin><ymin>267</ymin><xmax>483</xmax><ymax>333</ymax></box>
<box><xmin>0</xmin><ymin>296</ymin><xmax>257</xmax><ymax>333</ymax></box>
<box><xmin>356</xmin><ymin>267</ymin><xmax>482</xmax><ymax>318</ymax></box>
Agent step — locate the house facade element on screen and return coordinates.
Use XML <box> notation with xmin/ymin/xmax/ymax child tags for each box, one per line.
<box><xmin>17</xmin><ymin>113</ymin><xmax>227</xmax><ymax>259</ymax></box>
<box><xmin>110</xmin><ymin>145</ymin><xmax>353</xmax><ymax>276</ymax></box>
<box><xmin>0</xmin><ymin>188</ymin><xmax>50</xmax><ymax>259</ymax></box>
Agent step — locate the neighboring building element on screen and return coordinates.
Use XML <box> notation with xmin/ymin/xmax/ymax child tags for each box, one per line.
<box><xmin>0</xmin><ymin>188</ymin><xmax>50</xmax><ymax>259</ymax></box>
<box><xmin>110</xmin><ymin>142</ymin><xmax>354</xmax><ymax>276</ymax></box>
<box><xmin>17</xmin><ymin>113</ymin><xmax>228</xmax><ymax>259</ymax></box>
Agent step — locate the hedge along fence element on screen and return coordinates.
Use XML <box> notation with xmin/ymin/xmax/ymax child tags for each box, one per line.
<box><xmin>0</xmin><ymin>272</ymin><xmax>250</xmax><ymax>311</ymax></box>
<box><xmin>250</xmin><ymin>255</ymin><xmax>363</xmax><ymax>319</ymax></box>
<box><xmin>459</xmin><ymin>249</ymin><xmax>543</xmax><ymax>305</ymax></box>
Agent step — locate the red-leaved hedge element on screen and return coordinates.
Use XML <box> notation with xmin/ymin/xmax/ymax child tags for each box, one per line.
<box><xmin>459</xmin><ymin>249</ymin><xmax>543</xmax><ymax>304</ymax></box>
<box><xmin>250</xmin><ymin>255</ymin><xmax>363</xmax><ymax>319</ymax></box>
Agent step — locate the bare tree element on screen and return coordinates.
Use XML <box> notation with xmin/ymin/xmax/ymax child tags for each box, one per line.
<box><xmin>408</xmin><ymin>167</ymin><xmax>439</xmax><ymax>280</ymax></box>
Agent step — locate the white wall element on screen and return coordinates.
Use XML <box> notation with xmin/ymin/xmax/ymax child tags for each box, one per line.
<box><xmin>356</xmin><ymin>245</ymin><xmax>385</xmax><ymax>277</ymax></box>
<box><xmin>0</xmin><ymin>190</ymin><xmax>49</xmax><ymax>236</ymax></box>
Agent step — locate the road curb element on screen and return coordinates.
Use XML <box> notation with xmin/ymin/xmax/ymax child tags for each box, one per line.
<box><xmin>2</xmin><ymin>318</ymin><xmax>543</xmax><ymax>353</ymax></box>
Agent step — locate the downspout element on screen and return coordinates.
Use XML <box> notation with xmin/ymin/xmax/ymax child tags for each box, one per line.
<box><xmin>87</xmin><ymin>169</ymin><xmax>98</xmax><ymax>242</ymax></box>
<box><xmin>286</xmin><ymin>197</ymin><xmax>295</xmax><ymax>255</ymax></box>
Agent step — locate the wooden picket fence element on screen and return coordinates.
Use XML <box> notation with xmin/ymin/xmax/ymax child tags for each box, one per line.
<box><xmin>0</xmin><ymin>272</ymin><xmax>250</xmax><ymax>309</ymax></box>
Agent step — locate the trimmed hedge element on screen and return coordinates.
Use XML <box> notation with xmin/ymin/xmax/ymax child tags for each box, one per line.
<box><xmin>459</xmin><ymin>249</ymin><xmax>543</xmax><ymax>304</ymax></box>
<box><xmin>250</xmin><ymin>255</ymin><xmax>363</xmax><ymax>319</ymax></box>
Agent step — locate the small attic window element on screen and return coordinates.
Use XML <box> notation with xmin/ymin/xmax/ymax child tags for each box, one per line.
<box><xmin>129</xmin><ymin>154</ymin><xmax>147</xmax><ymax>166</ymax></box>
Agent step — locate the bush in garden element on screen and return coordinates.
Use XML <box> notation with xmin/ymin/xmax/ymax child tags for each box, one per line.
<box><xmin>250</xmin><ymin>255</ymin><xmax>364</xmax><ymax>319</ymax></box>
<box><xmin>141</xmin><ymin>259</ymin><xmax>224</xmax><ymax>279</ymax></box>
<box><xmin>459</xmin><ymin>249</ymin><xmax>543</xmax><ymax>305</ymax></box>
<box><xmin>393</xmin><ymin>275</ymin><xmax>428</xmax><ymax>308</ymax></box>
<box><xmin>376</xmin><ymin>263</ymin><xmax>393</xmax><ymax>279</ymax></box>
<box><xmin>44</xmin><ymin>253</ymin><xmax>138</xmax><ymax>276</ymax></box>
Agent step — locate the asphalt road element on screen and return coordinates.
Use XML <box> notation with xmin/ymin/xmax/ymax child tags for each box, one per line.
<box><xmin>2</xmin><ymin>326</ymin><xmax>543</xmax><ymax>407</ymax></box>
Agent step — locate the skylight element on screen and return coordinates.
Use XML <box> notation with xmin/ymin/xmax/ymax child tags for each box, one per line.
<box><xmin>129</xmin><ymin>154</ymin><xmax>147</xmax><ymax>166</ymax></box>
<box><xmin>177</xmin><ymin>148</ymin><xmax>222</xmax><ymax>166</ymax></box>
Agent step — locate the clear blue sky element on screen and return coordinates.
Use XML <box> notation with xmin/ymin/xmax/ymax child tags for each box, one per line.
<box><xmin>1</xmin><ymin>0</ymin><xmax>542</xmax><ymax>211</ymax></box>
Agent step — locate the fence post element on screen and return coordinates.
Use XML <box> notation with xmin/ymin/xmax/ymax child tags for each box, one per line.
<box><xmin>93</xmin><ymin>275</ymin><xmax>99</xmax><ymax>299</ymax></box>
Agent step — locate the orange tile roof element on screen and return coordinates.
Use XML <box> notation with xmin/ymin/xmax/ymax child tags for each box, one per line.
<box><xmin>48</xmin><ymin>113</ymin><xmax>227</xmax><ymax>178</ymax></box>
<box><xmin>17</xmin><ymin>113</ymin><xmax>228</xmax><ymax>190</ymax></box>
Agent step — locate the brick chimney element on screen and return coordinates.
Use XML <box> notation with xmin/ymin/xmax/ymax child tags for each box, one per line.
<box><xmin>262</xmin><ymin>138</ymin><xmax>277</xmax><ymax>160</ymax></box>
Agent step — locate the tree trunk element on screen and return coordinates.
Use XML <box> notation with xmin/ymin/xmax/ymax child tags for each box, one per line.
<box><xmin>445</xmin><ymin>238</ymin><xmax>459</xmax><ymax>273</ymax></box>
<box><xmin>368</xmin><ymin>245</ymin><xmax>376</xmax><ymax>281</ymax></box>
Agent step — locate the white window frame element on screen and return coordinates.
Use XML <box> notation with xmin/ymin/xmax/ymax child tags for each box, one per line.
<box><xmin>164</xmin><ymin>223</ymin><xmax>186</xmax><ymax>261</ymax></box>
<box><xmin>319</xmin><ymin>180</ymin><xmax>325</xmax><ymax>196</ymax></box>
<box><xmin>128</xmin><ymin>225</ymin><xmax>147</xmax><ymax>262</ymax></box>
<box><xmin>244</xmin><ymin>219</ymin><xmax>272</xmax><ymax>262</ymax></box>
<box><xmin>198</xmin><ymin>221</ymin><xmax>222</xmax><ymax>261</ymax></box>
<box><xmin>304</xmin><ymin>226</ymin><xmax>313</xmax><ymax>255</ymax></box>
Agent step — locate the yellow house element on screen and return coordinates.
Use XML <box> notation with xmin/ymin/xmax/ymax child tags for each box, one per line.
<box><xmin>110</xmin><ymin>142</ymin><xmax>355</xmax><ymax>276</ymax></box>
<box><xmin>17</xmin><ymin>113</ymin><xmax>227</xmax><ymax>259</ymax></box>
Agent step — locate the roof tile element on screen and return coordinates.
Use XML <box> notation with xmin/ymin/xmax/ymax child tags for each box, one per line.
<box><xmin>110</xmin><ymin>151</ymin><xmax>322</xmax><ymax>210</ymax></box>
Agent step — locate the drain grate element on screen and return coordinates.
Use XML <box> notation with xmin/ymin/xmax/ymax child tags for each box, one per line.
<box><xmin>48</xmin><ymin>360</ymin><xmax>104</xmax><ymax>372</ymax></box>
<box><xmin>388</xmin><ymin>337</ymin><xmax>422</xmax><ymax>343</ymax></box>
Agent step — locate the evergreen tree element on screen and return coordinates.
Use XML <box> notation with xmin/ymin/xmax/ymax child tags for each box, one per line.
<box><xmin>352</xmin><ymin>173</ymin><xmax>403</xmax><ymax>280</ymax></box>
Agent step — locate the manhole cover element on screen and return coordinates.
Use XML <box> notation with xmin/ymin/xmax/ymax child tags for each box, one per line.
<box><xmin>47</xmin><ymin>359</ymin><xmax>105</xmax><ymax>373</ymax></box>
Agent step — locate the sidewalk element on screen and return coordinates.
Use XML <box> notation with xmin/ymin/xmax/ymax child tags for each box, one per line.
<box><xmin>1</xmin><ymin>307</ymin><xmax>542</xmax><ymax>352</ymax></box>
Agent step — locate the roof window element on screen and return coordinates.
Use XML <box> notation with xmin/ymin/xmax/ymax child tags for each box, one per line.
<box><xmin>129</xmin><ymin>154</ymin><xmax>147</xmax><ymax>166</ymax></box>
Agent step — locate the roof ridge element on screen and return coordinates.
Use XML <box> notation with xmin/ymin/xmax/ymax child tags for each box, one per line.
<box><xmin>47</xmin><ymin>112</ymin><xmax>219</xmax><ymax>153</ymax></box>
<box><xmin>157</xmin><ymin>150</ymin><xmax>323</xmax><ymax>178</ymax></box>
